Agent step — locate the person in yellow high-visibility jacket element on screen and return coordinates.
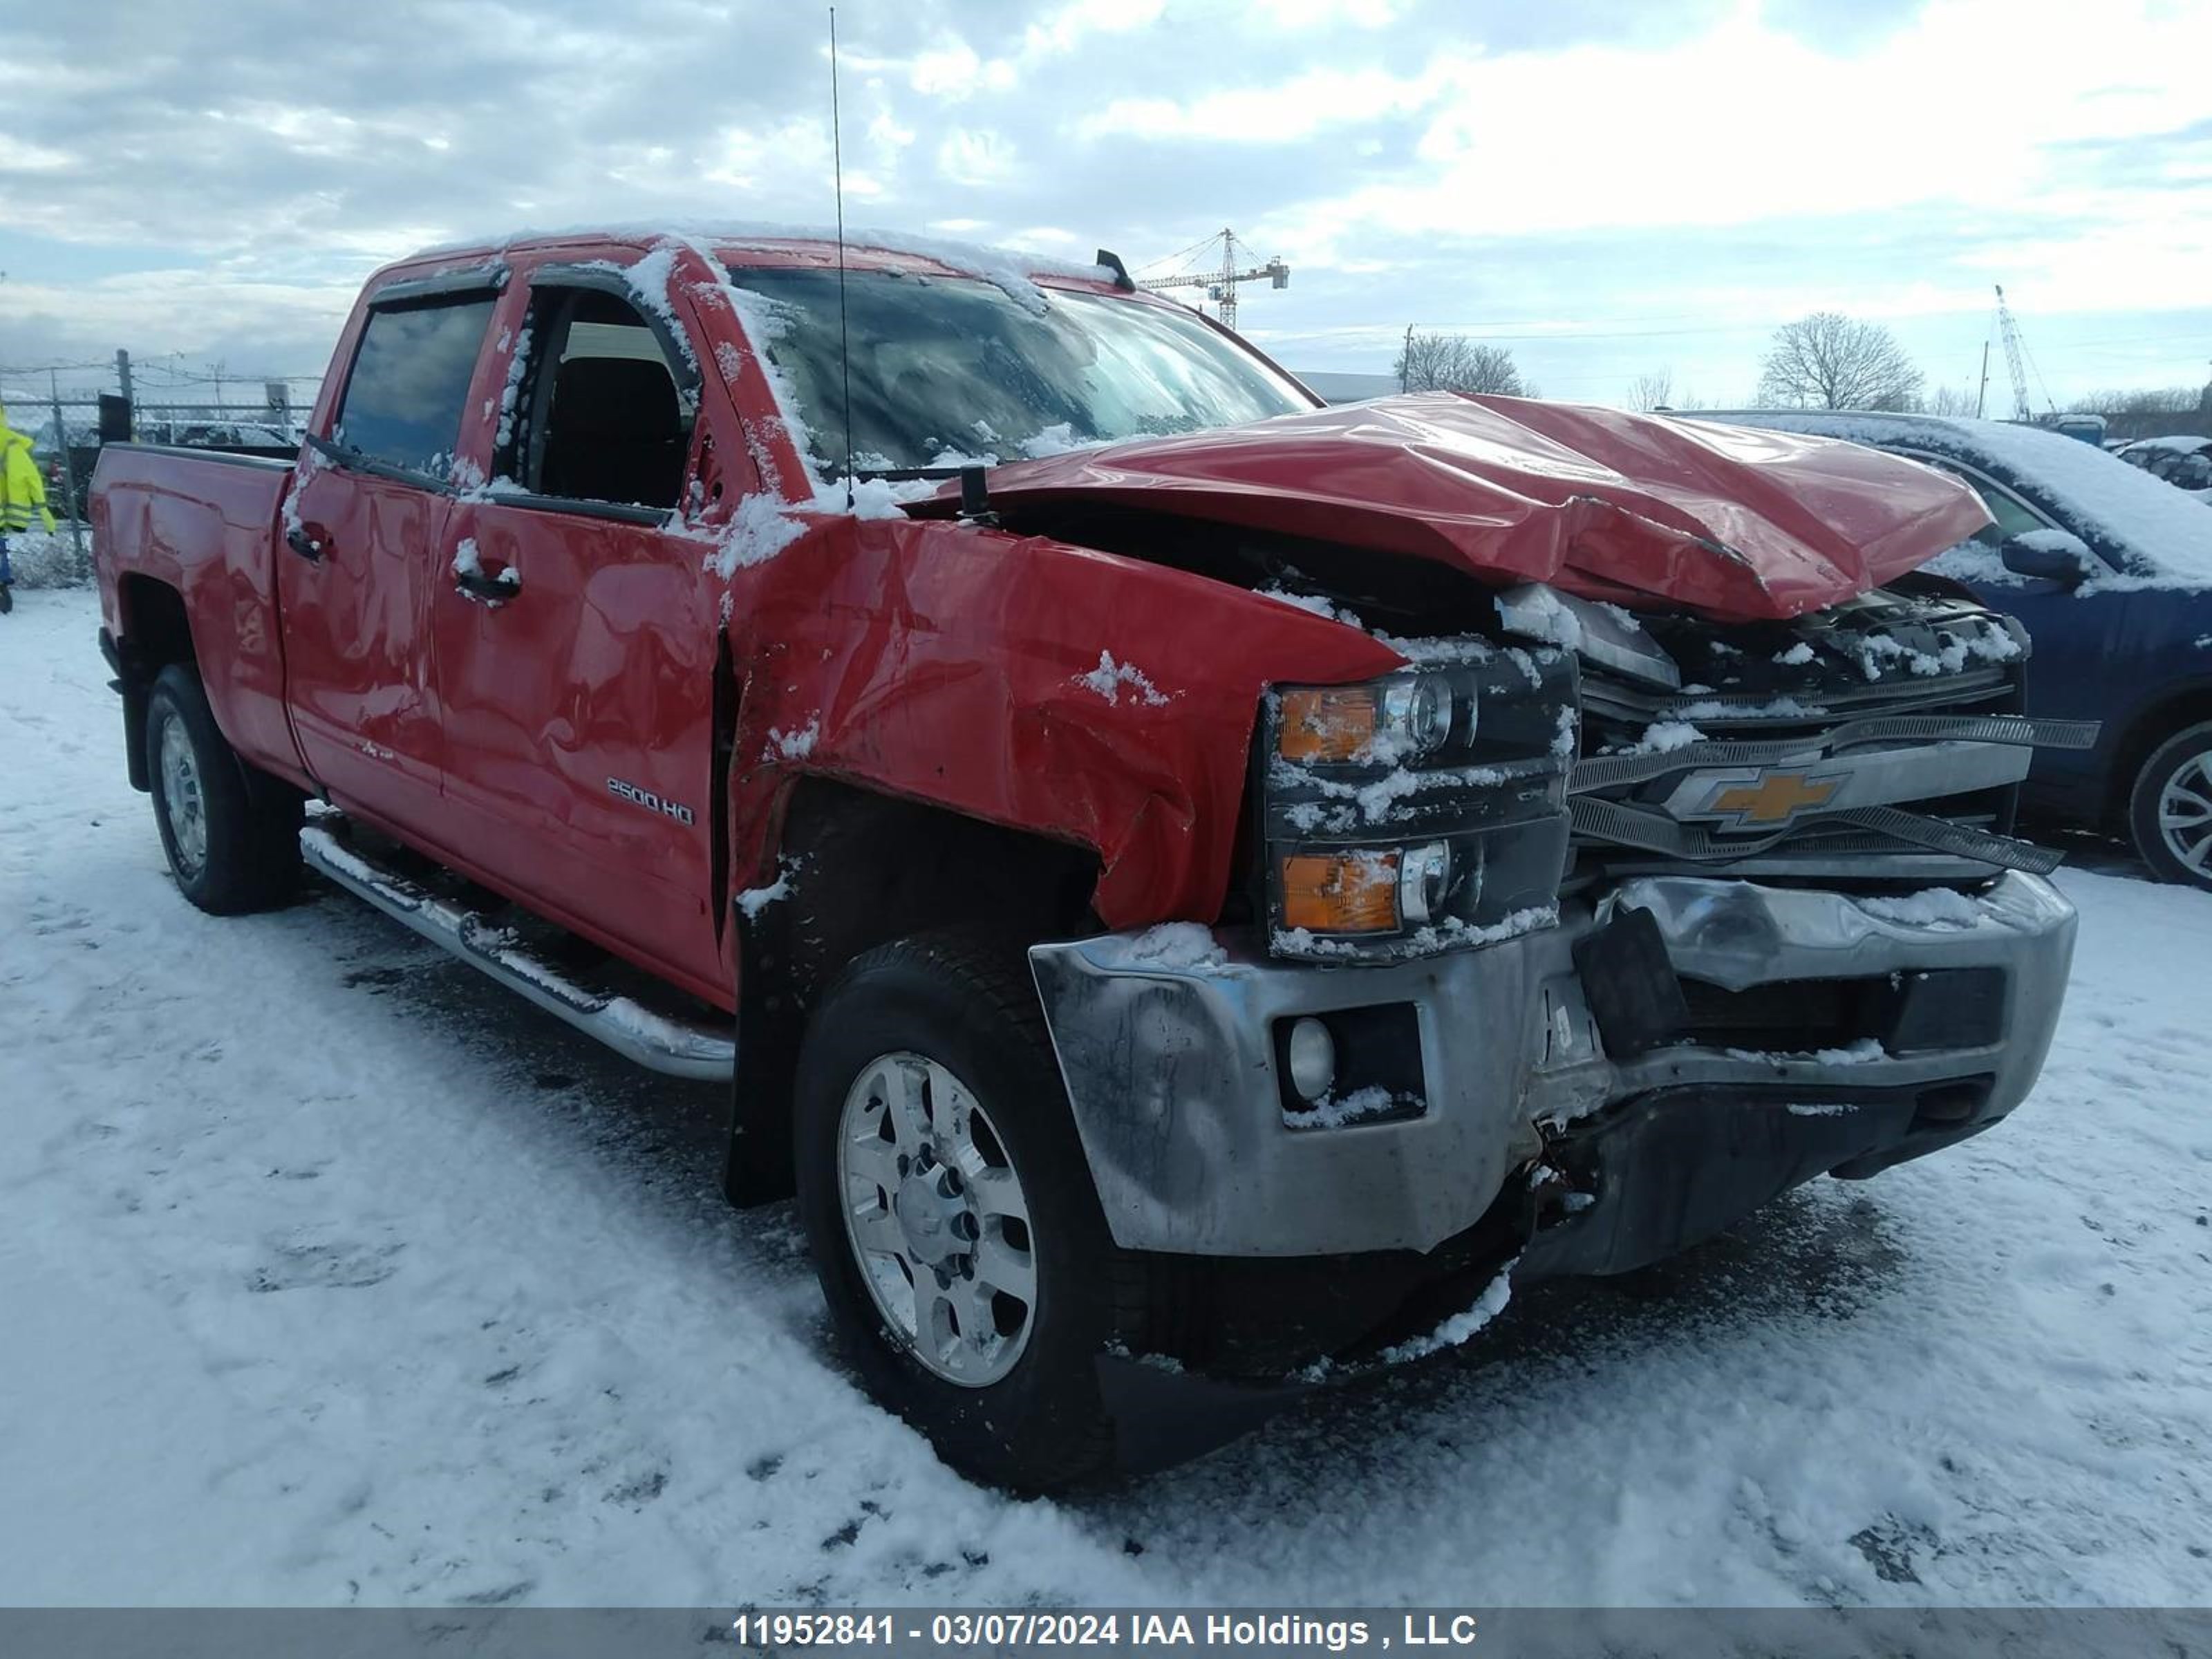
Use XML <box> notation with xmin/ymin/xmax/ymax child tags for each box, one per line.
<box><xmin>0</xmin><ymin>401</ymin><xmax>57</xmax><ymax>614</ymax></box>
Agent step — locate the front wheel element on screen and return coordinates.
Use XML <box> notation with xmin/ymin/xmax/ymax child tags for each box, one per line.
<box><xmin>793</xmin><ymin>930</ymin><xmax>1143</xmax><ymax>1491</ymax></box>
<box><xmin>2128</xmin><ymin>720</ymin><xmax>2212</xmax><ymax>891</ymax></box>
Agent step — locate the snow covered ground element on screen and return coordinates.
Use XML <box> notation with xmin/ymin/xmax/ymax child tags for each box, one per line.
<box><xmin>2</xmin><ymin>586</ymin><xmax>2208</xmax><ymax>1609</ymax></box>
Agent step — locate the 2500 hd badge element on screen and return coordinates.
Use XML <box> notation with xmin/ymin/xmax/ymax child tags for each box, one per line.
<box><xmin>607</xmin><ymin>776</ymin><xmax>695</xmax><ymax>825</ymax></box>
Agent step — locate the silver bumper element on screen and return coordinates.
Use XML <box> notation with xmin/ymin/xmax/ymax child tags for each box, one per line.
<box><xmin>1028</xmin><ymin>871</ymin><xmax>2077</xmax><ymax>1257</ymax></box>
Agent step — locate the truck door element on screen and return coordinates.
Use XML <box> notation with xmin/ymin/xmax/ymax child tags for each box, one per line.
<box><xmin>429</xmin><ymin>268</ymin><xmax>726</xmax><ymax>1002</ymax></box>
<box><xmin>280</xmin><ymin>276</ymin><xmax>500</xmax><ymax>834</ymax></box>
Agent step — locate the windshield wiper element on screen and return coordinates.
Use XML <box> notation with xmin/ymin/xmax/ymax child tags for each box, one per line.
<box><xmin>847</xmin><ymin>464</ymin><xmax>977</xmax><ymax>482</ymax></box>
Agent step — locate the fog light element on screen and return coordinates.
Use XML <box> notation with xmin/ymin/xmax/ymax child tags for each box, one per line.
<box><xmin>1286</xmin><ymin>1017</ymin><xmax>1337</xmax><ymax>1102</ymax></box>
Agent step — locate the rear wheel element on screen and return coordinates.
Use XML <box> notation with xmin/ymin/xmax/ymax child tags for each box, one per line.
<box><xmin>2128</xmin><ymin>721</ymin><xmax>2212</xmax><ymax>891</ymax></box>
<box><xmin>793</xmin><ymin>930</ymin><xmax>1141</xmax><ymax>1491</ymax></box>
<box><xmin>145</xmin><ymin>664</ymin><xmax>301</xmax><ymax>914</ymax></box>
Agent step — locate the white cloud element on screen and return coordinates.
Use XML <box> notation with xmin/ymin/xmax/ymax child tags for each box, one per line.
<box><xmin>936</xmin><ymin>129</ymin><xmax>1019</xmax><ymax>187</ymax></box>
<box><xmin>1249</xmin><ymin>0</ymin><xmax>1402</xmax><ymax>26</ymax></box>
<box><xmin>1</xmin><ymin>0</ymin><xmax>2207</xmax><ymax>406</ymax></box>
<box><xmin>0</xmin><ymin>133</ymin><xmax>75</xmax><ymax>170</ymax></box>
<box><xmin>1022</xmin><ymin>0</ymin><xmax>1168</xmax><ymax>59</ymax></box>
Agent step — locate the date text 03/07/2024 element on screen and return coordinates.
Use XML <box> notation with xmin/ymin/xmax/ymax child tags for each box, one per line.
<box><xmin>726</xmin><ymin>1612</ymin><xmax>1483</xmax><ymax>1650</ymax></box>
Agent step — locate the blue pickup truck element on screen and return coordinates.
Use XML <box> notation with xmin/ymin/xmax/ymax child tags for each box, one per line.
<box><xmin>1695</xmin><ymin>411</ymin><xmax>2212</xmax><ymax>889</ymax></box>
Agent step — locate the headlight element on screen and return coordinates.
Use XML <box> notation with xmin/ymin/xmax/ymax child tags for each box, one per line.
<box><xmin>1279</xmin><ymin>848</ymin><xmax>1405</xmax><ymax>934</ymax></box>
<box><xmin>1279</xmin><ymin>674</ymin><xmax>1457</xmax><ymax>764</ymax></box>
<box><xmin>1263</xmin><ymin>653</ymin><xmax>1576</xmax><ymax>960</ymax></box>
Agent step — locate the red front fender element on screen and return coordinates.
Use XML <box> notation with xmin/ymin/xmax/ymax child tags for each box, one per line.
<box><xmin>721</xmin><ymin>514</ymin><xmax>1405</xmax><ymax>927</ymax></box>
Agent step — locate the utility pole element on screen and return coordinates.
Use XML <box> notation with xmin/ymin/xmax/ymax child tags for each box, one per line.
<box><xmin>1402</xmin><ymin>324</ymin><xmax>1414</xmax><ymax>393</ymax></box>
<box><xmin>115</xmin><ymin>348</ymin><xmax>133</xmax><ymax>413</ymax></box>
<box><xmin>1976</xmin><ymin>340</ymin><xmax>1989</xmax><ymax>420</ymax></box>
<box><xmin>48</xmin><ymin>368</ymin><xmax>86</xmax><ymax>573</ymax></box>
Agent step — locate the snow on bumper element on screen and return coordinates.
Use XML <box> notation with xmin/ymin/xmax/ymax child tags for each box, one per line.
<box><xmin>1027</xmin><ymin>871</ymin><xmax>2077</xmax><ymax>1258</ymax></box>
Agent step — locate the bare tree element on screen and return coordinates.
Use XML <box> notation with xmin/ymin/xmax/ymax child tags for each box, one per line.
<box><xmin>1395</xmin><ymin>331</ymin><xmax>1531</xmax><ymax>397</ymax></box>
<box><xmin>1756</xmin><ymin>312</ymin><xmax>1924</xmax><ymax>411</ymax></box>
<box><xmin>2073</xmin><ymin>385</ymin><xmax>2203</xmax><ymax>416</ymax></box>
<box><xmin>1923</xmin><ymin>383</ymin><xmax>1980</xmax><ymax>417</ymax></box>
<box><xmin>1627</xmin><ymin>368</ymin><xmax>1674</xmax><ymax>411</ymax></box>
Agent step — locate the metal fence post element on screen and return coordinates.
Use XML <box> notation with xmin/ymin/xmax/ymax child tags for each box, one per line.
<box><xmin>47</xmin><ymin>369</ymin><xmax>88</xmax><ymax>579</ymax></box>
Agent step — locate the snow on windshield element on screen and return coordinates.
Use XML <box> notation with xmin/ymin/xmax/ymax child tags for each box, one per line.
<box><xmin>1698</xmin><ymin>411</ymin><xmax>2212</xmax><ymax>590</ymax></box>
<box><xmin>721</xmin><ymin>265</ymin><xmax>1311</xmax><ymax>478</ymax></box>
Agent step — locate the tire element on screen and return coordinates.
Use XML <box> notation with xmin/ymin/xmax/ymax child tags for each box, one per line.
<box><xmin>2128</xmin><ymin>720</ymin><xmax>2212</xmax><ymax>891</ymax></box>
<box><xmin>793</xmin><ymin>930</ymin><xmax>1143</xmax><ymax>1491</ymax></box>
<box><xmin>144</xmin><ymin>663</ymin><xmax>302</xmax><ymax>914</ymax></box>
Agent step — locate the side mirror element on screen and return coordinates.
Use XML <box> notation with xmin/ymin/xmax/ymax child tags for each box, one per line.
<box><xmin>1999</xmin><ymin>532</ymin><xmax>2098</xmax><ymax>588</ymax></box>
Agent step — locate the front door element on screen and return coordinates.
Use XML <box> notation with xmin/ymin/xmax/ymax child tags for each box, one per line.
<box><xmin>429</xmin><ymin>273</ymin><xmax>725</xmax><ymax>1000</ymax></box>
<box><xmin>280</xmin><ymin>288</ymin><xmax>498</xmax><ymax>833</ymax></box>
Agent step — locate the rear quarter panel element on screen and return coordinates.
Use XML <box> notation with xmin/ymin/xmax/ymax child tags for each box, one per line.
<box><xmin>91</xmin><ymin>444</ymin><xmax>301</xmax><ymax>779</ymax></box>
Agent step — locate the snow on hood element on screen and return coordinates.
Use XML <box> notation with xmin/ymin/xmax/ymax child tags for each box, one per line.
<box><xmin>941</xmin><ymin>393</ymin><xmax>1992</xmax><ymax>624</ymax></box>
<box><xmin>1697</xmin><ymin>410</ymin><xmax>2212</xmax><ymax>590</ymax></box>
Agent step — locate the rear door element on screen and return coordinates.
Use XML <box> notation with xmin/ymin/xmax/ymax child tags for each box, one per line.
<box><xmin>280</xmin><ymin>275</ymin><xmax>500</xmax><ymax>833</ymax></box>
<box><xmin>429</xmin><ymin>262</ymin><xmax>727</xmax><ymax>1000</ymax></box>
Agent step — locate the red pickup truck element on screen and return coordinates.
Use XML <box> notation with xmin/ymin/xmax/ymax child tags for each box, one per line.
<box><xmin>93</xmin><ymin>226</ymin><xmax>2087</xmax><ymax>1489</ymax></box>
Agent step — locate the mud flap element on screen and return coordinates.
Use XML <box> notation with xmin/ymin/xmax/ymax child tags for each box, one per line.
<box><xmin>1095</xmin><ymin>1353</ymin><xmax>1315</xmax><ymax>1477</ymax></box>
<box><xmin>724</xmin><ymin>903</ymin><xmax>801</xmax><ymax>1208</ymax></box>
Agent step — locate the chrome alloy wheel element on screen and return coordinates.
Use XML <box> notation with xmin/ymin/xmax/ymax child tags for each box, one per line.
<box><xmin>2158</xmin><ymin>749</ymin><xmax>2212</xmax><ymax>878</ymax></box>
<box><xmin>158</xmin><ymin>716</ymin><xmax>208</xmax><ymax>879</ymax></box>
<box><xmin>836</xmin><ymin>1051</ymin><xmax>1038</xmax><ymax>1387</ymax></box>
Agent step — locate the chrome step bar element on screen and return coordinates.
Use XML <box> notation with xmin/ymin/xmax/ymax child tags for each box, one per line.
<box><xmin>300</xmin><ymin>823</ymin><xmax>736</xmax><ymax>1080</ymax></box>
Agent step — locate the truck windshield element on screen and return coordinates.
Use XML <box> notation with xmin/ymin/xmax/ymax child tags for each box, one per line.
<box><xmin>724</xmin><ymin>265</ymin><xmax>1313</xmax><ymax>476</ymax></box>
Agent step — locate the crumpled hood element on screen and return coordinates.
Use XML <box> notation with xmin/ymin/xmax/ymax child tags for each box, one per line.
<box><xmin>955</xmin><ymin>393</ymin><xmax>1994</xmax><ymax>623</ymax></box>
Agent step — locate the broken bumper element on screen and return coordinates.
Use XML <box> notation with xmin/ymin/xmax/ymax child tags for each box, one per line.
<box><xmin>1027</xmin><ymin>870</ymin><xmax>2075</xmax><ymax>1259</ymax></box>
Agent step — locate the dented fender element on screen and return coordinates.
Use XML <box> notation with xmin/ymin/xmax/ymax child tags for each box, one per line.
<box><xmin>721</xmin><ymin>514</ymin><xmax>1405</xmax><ymax>928</ymax></box>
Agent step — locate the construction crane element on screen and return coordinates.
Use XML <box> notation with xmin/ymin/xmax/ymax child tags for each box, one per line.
<box><xmin>1135</xmin><ymin>229</ymin><xmax>1288</xmax><ymax>332</ymax></box>
<box><xmin>1992</xmin><ymin>284</ymin><xmax>2052</xmax><ymax>423</ymax></box>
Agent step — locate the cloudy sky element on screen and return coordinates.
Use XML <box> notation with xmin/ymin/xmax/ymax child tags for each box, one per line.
<box><xmin>3</xmin><ymin>0</ymin><xmax>2208</xmax><ymax>412</ymax></box>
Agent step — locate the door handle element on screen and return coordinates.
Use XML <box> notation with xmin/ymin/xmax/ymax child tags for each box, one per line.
<box><xmin>454</xmin><ymin>568</ymin><xmax>520</xmax><ymax>603</ymax></box>
<box><xmin>286</xmin><ymin>525</ymin><xmax>327</xmax><ymax>563</ymax></box>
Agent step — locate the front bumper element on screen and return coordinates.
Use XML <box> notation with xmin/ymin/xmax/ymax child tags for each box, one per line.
<box><xmin>1028</xmin><ymin>871</ymin><xmax>2076</xmax><ymax>1259</ymax></box>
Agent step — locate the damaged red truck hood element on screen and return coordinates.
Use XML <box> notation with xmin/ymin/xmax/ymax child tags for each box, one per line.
<box><xmin>957</xmin><ymin>393</ymin><xmax>1992</xmax><ymax>624</ymax></box>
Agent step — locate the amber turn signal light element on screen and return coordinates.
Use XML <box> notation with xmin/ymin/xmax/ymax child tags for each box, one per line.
<box><xmin>1280</xmin><ymin>850</ymin><xmax>1400</xmax><ymax>933</ymax></box>
<box><xmin>1278</xmin><ymin>686</ymin><xmax>1379</xmax><ymax>762</ymax></box>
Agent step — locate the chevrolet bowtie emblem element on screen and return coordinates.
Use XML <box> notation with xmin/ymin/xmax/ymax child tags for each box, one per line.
<box><xmin>1699</xmin><ymin>769</ymin><xmax>1844</xmax><ymax>828</ymax></box>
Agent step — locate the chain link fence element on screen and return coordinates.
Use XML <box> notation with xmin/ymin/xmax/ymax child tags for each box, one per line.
<box><xmin>3</xmin><ymin>354</ymin><xmax>321</xmax><ymax>589</ymax></box>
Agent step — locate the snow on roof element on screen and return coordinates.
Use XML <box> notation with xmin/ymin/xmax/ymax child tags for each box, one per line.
<box><xmin>2120</xmin><ymin>433</ymin><xmax>2212</xmax><ymax>456</ymax></box>
<box><xmin>406</xmin><ymin>221</ymin><xmax>1114</xmax><ymax>315</ymax></box>
<box><xmin>1687</xmin><ymin>409</ymin><xmax>2212</xmax><ymax>589</ymax></box>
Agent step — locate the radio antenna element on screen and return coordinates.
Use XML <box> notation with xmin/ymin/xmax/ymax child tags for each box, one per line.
<box><xmin>829</xmin><ymin>6</ymin><xmax>854</xmax><ymax>509</ymax></box>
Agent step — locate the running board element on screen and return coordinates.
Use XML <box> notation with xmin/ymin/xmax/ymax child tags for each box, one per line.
<box><xmin>300</xmin><ymin>823</ymin><xmax>736</xmax><ymax>1080</ymax></box>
